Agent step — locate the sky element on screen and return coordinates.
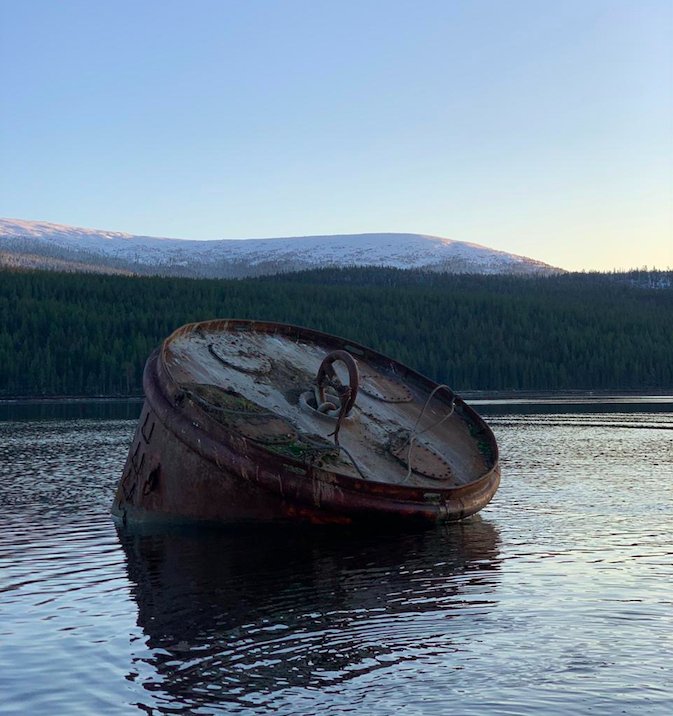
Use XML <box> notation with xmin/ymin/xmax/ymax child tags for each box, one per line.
<box><xmin>0</xmin><ymin>0</ymin><xmax>671</xmax><ymax>271</ymax></box>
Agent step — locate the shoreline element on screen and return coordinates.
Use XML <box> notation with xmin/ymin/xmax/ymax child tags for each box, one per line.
<box><xmin>459</xmin><ymin>390</ymin><xmax>673</xmax><ymax>404</ymax></box>
<box><xmin>0</xmin><ymin>395</ymin><xmax>144</xmax><ymax>404</ymax></box>
<box><xmin>1</xmin><ymin>391</ymin><xmax>671</xmax><ymax>405</ymax></box>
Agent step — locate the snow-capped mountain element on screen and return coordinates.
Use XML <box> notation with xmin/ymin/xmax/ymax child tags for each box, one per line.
<box><xmin>0</xmin><ymin>218</ymin><xmax>561</xmax><ymax>277</ymax></box>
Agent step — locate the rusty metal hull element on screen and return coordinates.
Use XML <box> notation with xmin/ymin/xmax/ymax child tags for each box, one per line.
<box><xmin>112</xmin><ymin>321</ymin><xmax>501</xmax><ymax>526</ymax></box>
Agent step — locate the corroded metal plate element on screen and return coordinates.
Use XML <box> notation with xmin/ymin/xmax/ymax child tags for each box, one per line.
<box><xmin>359</xmin><ymin>371</ymin><xmax>413</xmax><ymax>403</ymax></box>
<box><xmin>234</xmin><ymin>415</ymin><xmax>298</xmax><ymax>444</ymax></box>
<box><xmin>391</xmin><ymin>439</ymin><xmax>453</xmax><ymax>480</ymax></box>
<box><xmin>209</xmin><ymin>341</ymin><xmax>272</xmax><ymax>375</ymax></box>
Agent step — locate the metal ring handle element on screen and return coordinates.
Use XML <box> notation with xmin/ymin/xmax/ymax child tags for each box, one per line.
<box><xmin>316</xmin><ymin>350</ymin><xmax>359</xmax><ymax>416</ymax></box>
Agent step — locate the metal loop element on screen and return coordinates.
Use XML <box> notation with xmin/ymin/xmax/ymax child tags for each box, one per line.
<box><xmin>316</xmin><ymin>350</ymin><xmax>359</xmax><ymax>417</ymax></box>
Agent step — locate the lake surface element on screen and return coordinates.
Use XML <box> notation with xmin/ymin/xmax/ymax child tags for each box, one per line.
<box><xmin>1</xmin><ymin>399</ymin><xmax>671</xmax><ymax>715</ymax></box>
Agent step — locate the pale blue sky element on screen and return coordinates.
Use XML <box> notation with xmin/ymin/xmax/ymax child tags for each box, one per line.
<box><xmin>1</xmin><ymin>0</ymin><xmax>671</xmax><ymax>270</ymax></box>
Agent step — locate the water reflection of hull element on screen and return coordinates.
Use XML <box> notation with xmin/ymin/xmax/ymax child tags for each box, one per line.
<box><xmin>118</xmin><ymin>520</ymin><xmax>501</xmax><ymax>710</ymax></box>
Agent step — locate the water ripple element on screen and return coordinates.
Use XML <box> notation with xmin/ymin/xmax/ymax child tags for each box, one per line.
<box><xmin>0</xmin><ymin>405</ymin><xmax>671</xmax><ymax>715</ymax></box>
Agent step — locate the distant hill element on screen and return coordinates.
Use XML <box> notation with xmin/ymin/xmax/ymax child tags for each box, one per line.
<box><xmin>0</xmin><ymin>218</ymin><xmax>562</xmax><ymax>277</ymax></box>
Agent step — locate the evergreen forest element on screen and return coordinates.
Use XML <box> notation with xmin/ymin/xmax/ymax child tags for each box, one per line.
<box><xmin>0</xmin><ymin>267</ymin><xmax>671</xmax><ymax>397</ymax></box>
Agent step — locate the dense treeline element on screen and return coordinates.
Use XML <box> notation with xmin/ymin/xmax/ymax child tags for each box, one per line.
<box><xmin>1</xmin><ymin>267</ymin><xmax>671</xmax><ymax>396</ymax></box>
<box><xmin>264</xmin><ymin>266</ymin><xmax>673</xmax><ymax>290</ymax></box>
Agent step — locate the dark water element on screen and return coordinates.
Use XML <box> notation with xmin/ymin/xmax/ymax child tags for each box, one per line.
<box><xmin>0</xmin><ymin>400</ymin><xmax>671</xmax><ymax>715</ymax></box>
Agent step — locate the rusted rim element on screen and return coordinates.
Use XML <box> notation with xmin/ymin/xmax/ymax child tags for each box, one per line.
<box><xmin>156</xmin><ymin>319</ymin><xmax>500</xmax><ymax>495</ymax></box>
<box><xmin>147</xmin><ymin>349</ymin><xmax>500</xmax><ymax>516</ymax></box>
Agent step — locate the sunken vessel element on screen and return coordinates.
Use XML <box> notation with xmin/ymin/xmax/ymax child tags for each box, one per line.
<box><xmin>112</xmin><ymin>320</ymin><xmax>500</xmax><ymax>525</ymax></box>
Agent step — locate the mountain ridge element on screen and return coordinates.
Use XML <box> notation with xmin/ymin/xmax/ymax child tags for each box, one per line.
<box><xmin>0</xmin><ymin>218</ymin><xmax>562</xmax><ymax>278</ymax></box>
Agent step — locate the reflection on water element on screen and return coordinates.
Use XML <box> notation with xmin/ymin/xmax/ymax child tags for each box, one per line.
<box><xmin>0</xmin><ymin>400</ymin><xmax>671</xmax><ymax>715</ymax></box>
<box><xmin>476</xmin><ymin>398</ymin><xmax>673</xmax><ymax>416</ymax></box>
<box><xmin>0</xmin><ymin>398</ymin><xmax>143</xmax><ymax>422</ymax></box>
<box><xmin>120</xmin><ymin>522</ymin><xmax>500</xmax><ymax>711</ymax></box>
